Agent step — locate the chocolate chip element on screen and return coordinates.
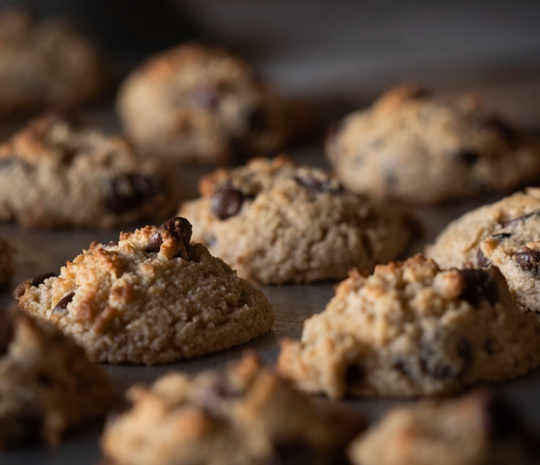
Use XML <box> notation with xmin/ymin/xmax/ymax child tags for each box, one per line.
<box><xmin>477</xmin><ymin>248</ymin><xmax>490</xmax><ymax>268</ymax></box>
<box><xmin>514</xmin><ymin>250</ymin><xmax>540</xmax><ymax>274</ymax></box>
<box><xmin>190</xmin><ymin>83</ymin><xmax>220</xmax><ymax>109</ymax></box>
<box><xmin>344</xmin><ymin>364</ymin><xmax>363</xmax><ymax>385</ymax></box>
<box><xmin>502</xmin><ymin>211</ymin><xmax>540</xmax><ymax>227</ymax></box>
<box><xmin>52</xmin><ymin>292</ymin><xmax>75</xmax><ymax>314</ymax></box>
<box><xmin>271</xmin><ymin>440</ymin><xmax>316</xmax><ymax>465</ymax></box>
<box><xmin>294</xmin><ymin>174</ymin><xmax>326</xmax><ymax>191</ymax></box>
<box><xmin>458</xmin><ymin>269</ymin><xmax>499</xmax><ymax>306</ymax></box>
<box><xmin>0</xmin><ymin>311</ymin><xmax>14</xmax><ymax>356</ymax></box>
<box><xmin>105</xmin><ymin>173</ymin><xmax>158</xmax><ymax>215</ymax></box>
<box><xmin>482</xmin><ymin>116</ymin><xmax>518</xmax><ymax>143</ymax></box>
<box><xmin>491</xmin><ymin>233</ymin><xmax>512</xmax><ymax>240</ymax></box>
<box><xmin>30</xmin><ymin>272</ymin><xmax>57</xmax><ymax>287</ymax></box>
<box><xmin>420</xmin><ymin>336</ymin><xmax>472</xmax><ymax>380</ymax></box>
<box><xmin>454</xmin><ymin>150</ymin><xmax>480</xmax><ymax>166</ymax></box>
<box><xmin>146</xmin><ymin>217</ymin><xmax>193</xmax><ymax>253</ymax></box>
<box><xmin>210</xmin><ymin>184</ymin><xmax>245</xmax><ymax>220</ymax></box>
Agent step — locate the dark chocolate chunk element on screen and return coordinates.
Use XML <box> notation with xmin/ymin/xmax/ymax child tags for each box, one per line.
<box><xmin>420</xmin><ymin>336</ymin><xmax>472</xmax><ymax>380</ymax></box>
<box><xmin>344</xmin><ymin>364</ymin><xmax>363</xmax><ymax>385</ymax></box>
<box><xmin>502</xmin><ymin>211</ymin><xmax>540</xmax><ymax>227</ymax></box>
<box><xmin>0</xmin><ymin>311</ymin><xmax>14</xmax><ymax>356</ymax></box>
<box><xmin>458</xmin><ymin>269</ymin><xmax>499</xmax><ymax>306</ymax></box>
<box><xmin>514</xmin><ymin>250</ymin><xmax>540</xmax><ymax>274</ymax></box>
<box><xmin>294</xmin><ymin>174</ymin><xmax>326</xmax><ymax>191</ymax></box>
<box><xmin>52</xmin><ymin>292</ymin><xmax>75</xmax><ymax>314</ymax></box>
<box><xmin>30</xmin><ymin>272</ymin><xmax>57</xmax><ymax>287</ymax></box>
<box><xmin>477</xmin><ymin>248</ymin><xmax>490</xmax><ymax>268</ymax></box>
<box><xmin>491</xmin><ymin>233</ymin><xmax>512</xmax><ymax>240</ymax></box>
<box><xmin>105</xmin><ymin>173</ymin><xmax>158</xmax><ymax>215</ymax></box>
<box><xmin>210</xmin><ymin>184</ymin><xmax>245</xmax><ymax>220</ymax></box>
<box><xmin>147</xmin><ymin>217</ymin><xmax>193</xmax><ymax>253</ymax></box>
<box><xmin>454</xmin><ymin>150</ymin><xmax>480</xmax><ymax>166</ymax></box>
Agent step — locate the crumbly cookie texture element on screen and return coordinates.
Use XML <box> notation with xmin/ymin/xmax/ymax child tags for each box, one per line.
<box><xmin>0</xmin><ymin>309</ymin><xmax>116</xmax><ymax>448</ymax></box>
<box><xmin>117</xmin><ymin>43</ymin><xmax>310</xmax><ymax>165</ymax></box>
<box><xmin>179</xmin><ymin>156</ymin><xmax>411</xmax><ymax>284</ymax></box>
<box><xmin>0</xmin><ymin>113</ymin><xmax>174</xmax><ymax>228</ymax></box>
<box><xmin>101</xmin><ymin>352</ymin><xmax>365</xmax><ymax>465</ymax></box>
<box><xmin>278</xmin><ymin>254</ymin><xmax>540</xmax><ymax>399</ymax></box>
<box><xmin>0</xmin><ymin>232</ymin><xmax>13</xmax><ymax>284</ymax></box>
<box><xmin>0</xmin><ymin>7</ymin><xmax>107</xmax><ymax>115</ymax></box>
<box><xmin>349</xmin><ymin>391</ymin><xmax>540</xmax><ymax>465</ymax></box>
<box><xmin>15</xmin><ymin>217</ymin><xmax>274</xmax><ymax>364</ymax></box>
<box><xmin>326</xmin><ymin>83</ymin><xmax>540</xmax><ymax>204</ymax></box>
<box><xmin>427</xmin><ymin>188</ymin><xmax>540</xmax><ymax>312</ymax></box>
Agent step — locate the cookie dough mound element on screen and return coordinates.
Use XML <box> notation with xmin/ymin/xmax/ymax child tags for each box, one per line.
<box><xmin>427</xmin><ymin>188</ymin><xmax>540</xmax><ymax>312</ymax></box>
<box><xmin>15</xmin><ymin>217</ymin><xmax>274</xmax><ymax>364</ymax></box>
<box><xmin>278</xmin><ymin>255</ymin><xmax>540</xmax><ymax>398</ymax></box>
<box><xmin>326</xmin><ymin>84</ymin><xmax>540</xmax><ymax>204</ymax></box>
<box><xmin>0</xmin><ymin>309</ymin><xmax>116</xmax><ymax>448</ymax></box>
<box><xmin>117</xmin><ymin>43</ymin><xmax>308</xmax><ymax>164</ymax></box>
<box><xmin>101</xmin><ymin>353</ymin><xmax>364</xmax><ymax>465</ymax></box>
<box><xmin>0</xmin><ymin>232</ymin><xmax>13</xmax><ymax>284</ymax></box>
<box><xmin>179</xmin><ymin>156</ymin><xmax>411</xmax><ymax>284</ymax></box>
<box><xmin>0</xmin><ymin>7</ymin><xmax>108</xmax><ymax>115</ymax></box>
<box><xmin>349</xmin><ymin>392</ymin><xmax>540</xmax><ymax>465</ymax></box>
<box><xmin>0</xmin><ymin>113</ymin><xmax>174</xmax><ymax>228</ymax></box>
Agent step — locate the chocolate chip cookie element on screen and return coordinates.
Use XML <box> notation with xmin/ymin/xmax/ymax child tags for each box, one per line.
<box><xmin>0</xmin><ymin>309</ymin><xmax>116</xmax><ymax>448</ymax></box>
<box><xmin>349</xmin><ymin>391</ymin><xmax>540</xmax><ymax>465</ymax></box>
<box><xmin>15</xmin><ymin>217</ymin><xmax>274</xmax><ymax>364</ymax></box>
<box><xmin>0</xmin><ymin>7</ymin><xmax>108</xmax><ymax>115</ymax></box>
<box><xmin>326</xmin><ymin>83</ymin><xmax>540</xmax><ymax>204</ymax></box>
<box><xmin>117</xmin><ymin>43</ymin><xmax>309</xmax><ymax>164</ymax></box>
<box><xmin>427</xmin><ymin>188</ymin><xmax>540</xmax><ymax>312</ymax></box>
<box><xmin>0</xmin><ymin>113</ymin><xmax>174</xmax><ymax>228</ymax></box>
<box><xmin>101</xmin><ymin>352</ymin><xmax>364</xmax><ymax>465</ymax></box>
<box><xmin>278</xmin><ymin>255</ymin><xmax>540</xmax><ymax>398</ymax></box>
<box><xmin>179</xmin><ymin>156</ymin><xmax>411</xmax><ymax>284</ymax></box>
<box><xmin>0</xmin><ymin>232</ymin><xmax>13</xmax><ymax>284</ymax></box>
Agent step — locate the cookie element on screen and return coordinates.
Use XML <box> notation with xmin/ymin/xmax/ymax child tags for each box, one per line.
<box><xmin>0</xmin><ymin>309</ymin><xmax>116</xmax><ymax>448</ymax></box>
<box><xmin>0</xmin><ymin>7</ymin><xmax>108</xmax><ymax>115</ymax></box>
<box><xmin>349</xmin><ymin>391</ymin><xmax>540</xmax><ymax>465</ymax></box>
<box><xmin>326</xmin><ymin>83</ymin><xmax>540</xmax><ymax>204</ymax></box>
<box><xmin>117</xmin><ymin>43</ymin><xmax>309</xmax><ymax>164</ymax></box>
<box><xmin>101</xmin><ymin>352</ymin><xmax>364</xmax><ymax>465</ymax></box>
<box><xmin>15</xmin><ymin>217</ymin><xmax>274</xmax><ymax>364</ymax></box>
<box><xmin>179</xmin><ymin>156</ymin><xmax>411</xmax><ymax>284</ymax></box>
<box><xmin>0</xmin><ymin>113</ymin><xmax>174</xmax><ymax>228</ymax></box>
<box><xmin>278</xmin><ymin>254</ymin><xmax>540</xmax><ymax>398</ymax></box>
<box><xmin>0</xmin><ymin>232</ymin><xmax>13</xmax><ymax>284</ymax></box>
<box><xmin>427</xmin><ymin>188</ymin><xmax>540</xmax><ymax>312</ymax></box>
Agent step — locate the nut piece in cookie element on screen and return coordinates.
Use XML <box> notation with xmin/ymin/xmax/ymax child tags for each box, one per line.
<box><xmin>427</xmin><ymin>187</ymin><xmax>540</xmax><ymax>312</ymax></box>
<box><xmin>278</xmin><ymin>254</ymin><xmax>540</xmax><ymax>398</ymax></box>
<box><xmin>326</xmin><ymin>83</ymin><xmax>540</xmax><ymax>204</ymax></box>
<box><xmin>349</xmin><ymin>391</ymin><xmax>540</xmax><ymax>465</ymax></box>
<box><xmin>101</xmin><ymin>352</ymin><xmax>365</xmax><ymax>465</ymax></box>
<box><xmin>0</xmin><ymin>309</ymin><xmax>116</xmax><ymax>448</ymax></box>
<box><xmin>117</xmin><ymin>43</ymin><xmax>311</xmax><ymax>164</ymax></box>
<box><xmin>0</xmin><ymin>113</ymin><xmax>174</xmax><ymax>228</ymax></box>
<box><xmin>0</xmin><ymin>232</ymin><xmax>14</xmax><ymax>284</ymax></box>
<box><xmin>0</xmin><ymin>7</ymin><xmax>108</xmax><ymax>115</ymax></box>
<box><xmin>15</xmin><ymin>217</ymin><xmax>274</xmax><ymax>364</ymax></box>
<box><xmin>179</xmin><ymin>155</ymin><xmax>413</xmax><ymax>284</ymax></box>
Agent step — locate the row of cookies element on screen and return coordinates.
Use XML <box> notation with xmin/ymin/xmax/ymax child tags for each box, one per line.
<box><xmin>2</xmin><ymin>308</ymin><xmax>539</xmax><ymax>465</ymax></box>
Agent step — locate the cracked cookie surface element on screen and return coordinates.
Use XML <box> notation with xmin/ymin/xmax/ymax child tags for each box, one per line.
<box><xmin>101</xmin><ymin>353</ymin><xmax>364</xmax><ymax>465</ymax></box>
<box><xmin>427</xmin><ymin>188</ymin><xmax>540</xmax><ymax>312</ymax></box>
<box><xmin>15</xmin><ymin>217</ymin><xmax>274</xmax><ymax>364</ymax></box>
<box><xmin>0</xmin><ymin>309</ymin><xmax>116</xmax><ymax>448</ymax></box>
<box><xmin>179</xmin><ymin>156</ymin><xmax>411</xmax><ymax>284</ymax></box>
<box><xmin>278</xmin><ymin>255</ymin><xmax>540</xmax><ymax>398</ymax></box>
<box><xmin>118</xmin><ymin>43</ymin><xmax>309</xmax><ymax>164</ymax></box>
<box><xmin>326</xmin><ymin>84</ymin><xmax>540</xmax><ymax>204</ymax></box>
<box><xmin>0</xmin><ymin>113</ymin><xmax>174</xmax><ymax>228</ymax></box>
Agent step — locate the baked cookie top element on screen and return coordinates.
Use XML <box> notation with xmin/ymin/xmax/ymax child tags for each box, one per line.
<box><xmin>0</xmin><ymin>231</ymin><xmax>13</xmax><ymax>284</ymax></box>
<box><xmin>101</xmin><ymin>352</ymin><xmax>365</xmax><ymax>465</ymax></box>
<box><xmin>349</xmin><ymin>391</ymin><xmax>540</xmax><ymax>465</ymax></box>
<box><xmin>117</xmin><ymin>43</ymin><xmax>308</xmax><ymax>164</ymax></box>
<box><xmin>278</xmin><ymin>254</ymin><xmax>540</xmax><ymax>398</ymax></box>
<box><xmin>15</xmin><ymin>217</ymin><xmax>274</xmax><ymax>364</ymax></box>
<box><xmin>0</xmin><ymin>309</ymin><xmax>116</xmax><ymax>448</ymax></box>
<box><xmin>0</xmin><ymin>113</ymin><xmax>174</xmax><ymax>228</ymax></box>
<box><xmin>0</xmin><ymin>7</ymin><xmax>107</xmax><ymax>115</ymax></box>
<box><xmin>179</xmin><ymin>156</ymin><xmax>411</xmax><ymax>284</ymax></box>
<box><xmin>326</xmin><ymin>84</ymin><xmax>540</xmax><ymax>204</ymax></box>
<box><xmin>427</xmin><ymin>188</ymin><xmax>540</xmax><ymax>312</ymax></box>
